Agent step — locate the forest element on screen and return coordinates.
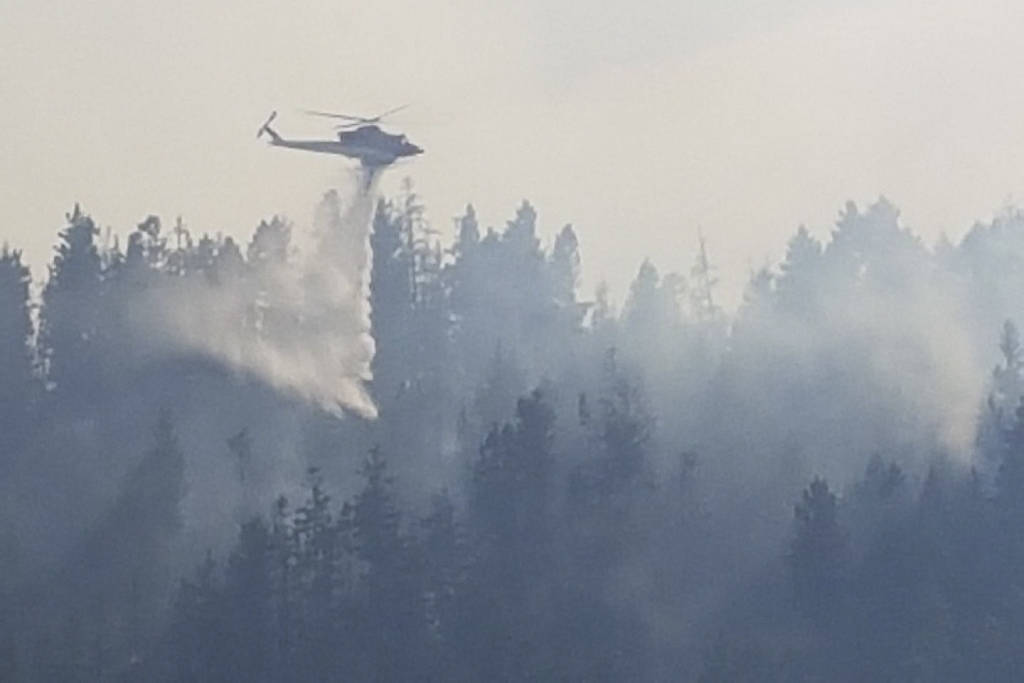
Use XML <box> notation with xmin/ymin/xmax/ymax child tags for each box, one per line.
<box><xmin>5</xmin><ymin>183</ymin><xmax>1024</xmax><ymax>681</ymax></box>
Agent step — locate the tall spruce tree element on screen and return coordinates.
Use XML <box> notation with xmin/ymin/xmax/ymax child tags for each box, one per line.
<box><xmin>789</xmin><ymin>477</ymin><xmax>848</xmax><ymax>625</ymax></box>
<box><xmin>352</xmin><ymin>449</ymin><xmax>424</xmax><ymax>680</ymax></box>
<box><xmin>0</xmin><ymin>246</ymin><xmax>35</xmax><ymax>446</ymax></box>
<box><xmin>39</xmin><ymin>205</ymin><xmax>105</xmax><ymax>399</ymax></box>
<box><xmin>461</xmin><ymin>390</ymin><xmax>557</xmax><ymax>680</ymax></box>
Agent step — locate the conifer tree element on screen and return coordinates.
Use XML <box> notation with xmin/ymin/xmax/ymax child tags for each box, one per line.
<box><xmin>222</xmin><ymin>518</ymin><xmax>275</xmax><ymax>682</ymax></box>
<box><xmin>461</xmin><ymin>390</ymin><xmax>557</xmax><ymax>680</ymax></box>
<box><xmin>369</xmin><ymin>197</ymin><xmax>414</xmax><ymax>405</ymax></box>
<box><xmin>775</xmin><ymin>225</ymin><xmax>823</xmax><ymax>315</ymax></box>
<box><xmin>352</xmin><ymin>449</ymin><xmax>424</xmax><ymax>680</ymax></box>
<box><xmin>550</xmin><ymin>224</ymin><xmax>581</xmax><ymax>307</ymax></box>
<box><xmin>0</xmin><ymin>246</ymin><xmax>35</xmax><ymax>445</ymax></box>
<box><xmin>247</xmin><ymin>216</ymin><xmax>292</xmax><ymax>268</ymax></box>
<box><xmin>420</xmin><ymin>489</ymin><xmax>464</xmax><ymax>657</ymax></box>
<box><xmin>789</xmin><ymin>477</ymin><xmax>848</xmax><ymax>625</ymax></box>
<box><xmin>690</xmin><ymin>231</ymin><xmax>720</xmax><ymax>325</ymax></box>
<box><xmin>39</xmin><ymin>205</ymin><xmax>105</xmax><ymax>398</ymax></box>
<box><xmin>624</xmin><ymin>259</ymin><xmax>682</xmax><ymax>333</ymax></box>
<box><xmin>972</xmin><ymin>323</ymin><xmax>1023</xmax><ymax>481</ymax></box>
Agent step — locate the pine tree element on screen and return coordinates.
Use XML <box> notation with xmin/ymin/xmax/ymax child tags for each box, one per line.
<box><xmin>624</xmin><ymin>259</ymin><xmax>682</xmax><ymax>333</ymax></box>
<box><xmin>775</xmin><ymin>225</ymin><xmax>823</xmax><ymax>316</ymax></box>
<box><xmin>420</xmin><ymin>489</ymin><xmax>466</xmax><ymax>677</ymax></box>
<box><xmin>291</xmin><ymin>467</ymin><xmax>342</xmax><ymax>681</ymax></box>
<box><xmin>211</xmin><ymin>236</ymin><xmax>245</xmax><ymax>285</ymax></box>
<box><xmin>996</xmin><ymin>320</ymin><xmax>1024</xmax><ymax>400</ymax></box>
<box><xmin>247</xmin><ymin>216</ymin><xmax>292</xmax><ymax>268</ymax></box>
<box><xmin>51</xmin><ymin>412</ymin><xmax>190</xmax><ymax>677</ymax></box>
<box><xmin>453</xmin><ymin>204</ymin><xmax>480</xmax><ymax>260</ymax></box>
<box><xmin>369</xmin><ymin>197</ymin><xmax>414</xmax><ymax>406</ymax></box>
<box><xmin>113</xmin><ymin>412</ymin><xmax>187</xmax><ymax>663</ymax></box>
<box><xmin>267</xmin><ymin>494</ymin><xmax>297</xmax><ymax>679</ymax></box>
<box><xmin>690</xmin><ymin>230</ymin><xmax>721</xmax><ymax>325</ymax></box>
<box><xmin>503</xmin><ymin>200</ymin><xmax>540</xmax><ymax>257</ymax></box>
<box><xmin>550</xmin><ymin>224</ymin><xmax>581</xmax><ymax>307</ymax></box>
<box><xmin>571</xmin><ymin>351</ymin><xmax>654</xmax><ymax>510</ymax></box>
<box><xmin>789</xmin><ymin>477</ymin><xmax>848</xmax><ymax>625</ymax></box>
<box><xmin>594</xmin><ymin>352</ymin><xmax>654</xmax><ymax>492</ymax></box>
<box><xmin>462</xmin><ymin>390</ymin><xmax>557</xmax><ymax>680</ymax></box>
<box><xmin>997</xmin><ymin>401</ymin><xmax>1024</xmax><ymax>522</ymax></box>
<box><xmin>473</xmin><ymin>342</ymin><xmax>527</xmax><ymax>432</ymax></box>
<box><xmin>447</xmin><ymin>204</ymin><xmax>481</xmax><ymax>335</ymax></box>
<box><xmin>222</xmin><ymin>518</ymin><xmax>275</xmax><ymax>682</ymax></box>
<box><xmin>826</xmin><ymin>197</ymin><xmax>925</xmax><ymax>291</ymax></box>
<box><xmin>0</xmin><ymin>246</ymin><xmax>35</xmax><ymax>448</ymax></box>
<box><xmin>39</xmin><ymin>205</ymin><xmax>105</xmax><ymax>398</ymax></box>
<box><xmin>854</xmin><ymin>453</ymin><xmax>906</xmax><ymax>504</ymax></box>
<box><xmin>128</xmin><ymin>412</ymin><xmax>187</xmax><ymax>540</ymax></box>
<box><xmin>122</xmin><ymin>215</ymin><xmax>167</xmax><ymax>285</ymax></box>
<box><xmin>352</xmin><ymin>449</ymin><xmax>424</xmax><ymax>680</ymax></box>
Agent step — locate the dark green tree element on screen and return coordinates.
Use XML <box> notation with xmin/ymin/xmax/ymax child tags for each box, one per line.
<box><xmin>420</xmin><ymin>489</ymin><xmax>466</xmax><ymax>678</ymax></box>
<box><xmin>459</xmin><ymin>390</ymin><xmax>557</xmax><ymax>680</ymax></box>
<box><xmin>351</xmin><ymin>449</ymin><xmax>425</xmax><ymax>680</ymax></box>
<box><xmin>550</xmin><ymin>225</ymin><xmax>580</xmax><ymax>301</ymax></box>
<box><xmin>690</xmin><ymin>231</ymin><xmax>721</xmax><ymax>325</ymax></box>
<box><xmin>623</xmin><ymin>259</ymin><xmax>685</xmax><ymax>360</ymax></box>
<box><xmin>221</xmin><ymin>518</ymin><xmax>275</xmax><ymax>682</ymax></box>
<box><xmin>247</xmin><ymin>216</ymin><xmax>292</xmax><ymax>268</ymax></box>
<box><xmin>775</xmin><ymin>225</ymin><xmax>823</xmax><ymax>316</ymax></box>
<box><xmin>39</xmin><ymin>205</ymin><xmax>106</xmax><ymax>398</ymax></box>
<box><xmin>0</xmin><ymin>246</ymin><xmax>35</xmax><ymax>445</ymax></box>
<box><xmin>789</xmin><ymin>477</ymin><xmax>848</xmax><ymax>625</ymax></box>
<box><xmin>369</xmin><ymin>197</ymin><xmax>414</xmax><ymax>406</ymax></box>
<box><xmin>570</xmin><ymin>351</ymin><xmax>654</xmax><ymax>514</ymax></box>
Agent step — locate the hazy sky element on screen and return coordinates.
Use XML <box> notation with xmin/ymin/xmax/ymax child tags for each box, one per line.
<box><xmin>3</xmin><ymin>0</ymin><xmax>1024</xmax><ymax>305</ymax></box>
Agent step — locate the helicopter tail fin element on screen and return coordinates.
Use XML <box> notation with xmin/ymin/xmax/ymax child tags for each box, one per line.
<box><xmin>257</xmin><ymin>111</ymin><xmax>281</xmax><ymax>141</ymax></box>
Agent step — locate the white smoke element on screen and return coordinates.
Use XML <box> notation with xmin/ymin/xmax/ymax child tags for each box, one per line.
<box><xmin>140</xmin><ymin>171</ymin><xmax>379</xmax><ymax>419</ymax></box>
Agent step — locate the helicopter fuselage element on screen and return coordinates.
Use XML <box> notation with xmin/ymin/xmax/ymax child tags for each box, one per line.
<box><xmin>260</xmin><ymin>116</ymin><xmax>422</xmax><ymax>168</ymax></box>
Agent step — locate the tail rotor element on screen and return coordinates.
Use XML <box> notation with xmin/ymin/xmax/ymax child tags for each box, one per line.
<box><xmin>256</xmin><ymin>111</ymin><xmax>278</xmax><ymax>139</ymax></box>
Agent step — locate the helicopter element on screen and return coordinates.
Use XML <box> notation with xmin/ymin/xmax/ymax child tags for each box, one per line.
<box><xmin>256</xmin><ymin>106</ymin><xmax>423</xmax><ymax>169</ymax></box>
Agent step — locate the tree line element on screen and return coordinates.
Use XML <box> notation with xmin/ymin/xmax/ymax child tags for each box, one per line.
<box><xmin>4</xmin><ymin>187</ymin><xmax>1024</xmax><ymax>680</ymax></box>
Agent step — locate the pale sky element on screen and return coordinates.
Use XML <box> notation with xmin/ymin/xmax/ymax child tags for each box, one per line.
<box><xmin>3</xmin><ymin>0</ymin><xmax>1024</xmax><ymax>306</ymax></box>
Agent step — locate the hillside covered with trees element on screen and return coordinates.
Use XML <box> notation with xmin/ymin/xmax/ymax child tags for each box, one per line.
<box><xmin>5</xmin><ymin>185</ymin><xmax>1024</xmax><ymax>680</ymax></box>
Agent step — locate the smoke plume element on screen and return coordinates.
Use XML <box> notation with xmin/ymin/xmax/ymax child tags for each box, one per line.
<box><xmin>139</xmin><ymin>172</ymin><xmax>379</xmax><ymax>419</ymax></box>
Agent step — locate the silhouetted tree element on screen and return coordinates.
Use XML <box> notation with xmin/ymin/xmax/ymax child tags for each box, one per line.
<box><xmin>420</xmin><ymin>489</ymin><xmax>466</xmax><ymax>677</ymax></box>
<box><xmin>351</xmin><ymin>449</ymin><xmax>425</xmax><ymax>680</ymax></box>
<box><xmin>39</xmin><ymin>205</ymin><xmax>105</xmax><ymax>398</ymax></box>
<box><xmin>789</xmin><ymin>477</ymin><xmax>848</xmax><ymax>625</ymax></box>
<box><xmin>775</xmin><ymin>225</ymin><xmax>823</xmax><ymax>316</ymax></box>
<box><xmin>221</xmin><ymin>518</ymin><xmax>275</xmax><ymax>682</ymax></box>
<box><xmin>459</xmin><ymin>390</ymin><xmax>557</xmax><ymax>680</ymax></box>
<box><xmin>0</xmin><ymin>246</ymin><xmax>35</xmax><ymax>448</ymax></box>
<box><xmin>247</xmin><ymin>216</ymin><xmax>291</xmax><ymax>268</ymax></box>
<box><xmin>369</xmin><ymin>197</ymin><xmax>414</xmax><ymax>406</ymax></box>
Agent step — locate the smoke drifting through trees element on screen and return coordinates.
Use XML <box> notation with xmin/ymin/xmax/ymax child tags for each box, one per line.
<box><xmin>134</xmin><ymin>173</ymin><xmax>378</xmax><ymax>419</ymax></box>
<box><xmin>6</xmin><ymin>187</ymin><xmax>1024</xmax><ymax>680</ymax></box>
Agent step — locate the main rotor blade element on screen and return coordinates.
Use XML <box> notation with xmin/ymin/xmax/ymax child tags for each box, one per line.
<box><xmin>303</xmin><ymin>109</ymin><xmax>367</xmax><ymax>122</ymax></box>
<box><xmin>374</xmin><ymin>104</ymin><xmax>410</xmax><ymax>119</ymax></box>
<box><xmin>305</xmin><ymin>104</ymin><xmax>411</xmax><ymax>123</ymax></box>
